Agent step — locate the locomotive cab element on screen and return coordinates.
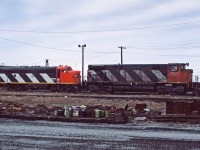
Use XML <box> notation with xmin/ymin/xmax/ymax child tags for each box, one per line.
<box><xmin>167</xmin><ymin>63</ymin><xmax>193</xmax><ymax>83</ymax></box>
<box><xmin>56</xmin><ymin>65</ymin><xmax>80</xmax><ymax>84</ymax></box>
<box><xmin>165</xmin><ymin>63</ymin><xmax>193</xmax><ymax>94</ymax></box>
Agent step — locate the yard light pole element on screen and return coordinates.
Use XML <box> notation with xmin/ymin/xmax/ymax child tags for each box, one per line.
<box><xmin>78</xmin><ymin>44</ymin><xmax>86</xmax><ymax>88</ymax></box>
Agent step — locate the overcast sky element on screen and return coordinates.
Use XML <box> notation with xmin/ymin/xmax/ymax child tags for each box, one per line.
<box><xmin>0</xmin><ymin>0</ymin><xmax>200</xmax><ymax>76</ymax></box>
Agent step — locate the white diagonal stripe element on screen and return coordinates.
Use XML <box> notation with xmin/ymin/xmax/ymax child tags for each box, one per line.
<box><xmin>134</xmin><ymin>70</ymin><xmax>151</xmax><ymax>82</ymax></box>
<box><xmin>26</xmin><ymin>73</ymin><xmax>39</xmax><ymax>83</ymax></box>
<box><xmin>12</xmin><ymin>73</ymin><xmax>25</xmax><ymax>83</ymax></box>
<box><xmin>102</xmin><ymin>70</ymin><xmax>118</xmax><ymax>82</ymax></box>
<box><xmin>119</xmin><ymin>70</ymin><xmax>134</xmax><ymax>82</ymax></box>
<box><xmin>40</xmin><ymin>73</ymin><xmax>54</xmax><ymax>83</ymax></box>
<box><xmin>0</xmin><ymin>73</ymin><xmax>11</xmax><ymax>83</ymax></box>
<box><xmin>151</xmin><ymin>70</ymin><xmax>167</xmax><ymax>82</ymax></box>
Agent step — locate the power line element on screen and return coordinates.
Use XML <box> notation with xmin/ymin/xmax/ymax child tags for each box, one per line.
<box><xmin>127</xmin><ymin>41</ymin><xmax>200</xmax><ymax>49</ymax></box>
<box><xmin>1</xmin><ymin>36</ymin><xmax>200</xmax><ymax>58</ymax></box>
<box><xmin>2</xmin><ymin>35</ymin><xmax>200</xmax><ymax>53</ymax></box>
<box><xmin>0</xmin><ymin>36</ymin><xmax>120</xmax><ymax>54</ymax></box>
<box><xmin>24</xmin><ymin>60</ymin><xmax>46</xmax><ymax>66</ymax></box>
<box><xmin>125</xmin><ymin>52</ymin><xmax>200</xmax><ymax>57</ymax></box>
<box><xmin>0</xmin><ymin>20</ymin><xmax>200</xmax><ymax>34</ymax></box>
<box><xmin>0</xmin><ymin>36</ymin><xmax>80</xmax><ymax>52</ymax></box>
<box><xmin>127</xmin><ymin>45</ymin><xmax>200</xmax><ymax>51</ymax></box>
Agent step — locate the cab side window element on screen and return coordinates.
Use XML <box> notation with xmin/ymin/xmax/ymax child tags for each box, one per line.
<box><xmin>171</xmin><ymin>65</ymin><xmax>178</xmax><ymax>72</ymax></box>
<box><xmin>61</xmin><ymin>69</ymin><xmax>66</xmax><ymax>73</ymax></box>
<box><xmin>181</xmin><ymin>65</ymin><xmax>186</xmax><ymax>70</ymax></box>
<box><xmin>67</xmin><ymin>67</ymin><xmax>72</xmax><ymax>71</ymax></box>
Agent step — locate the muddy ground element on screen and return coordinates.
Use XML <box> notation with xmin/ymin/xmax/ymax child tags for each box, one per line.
<box><xmin>0</xmin><ymin>92</ymin><xmax>166</xmax><ymax>112</ymax></box>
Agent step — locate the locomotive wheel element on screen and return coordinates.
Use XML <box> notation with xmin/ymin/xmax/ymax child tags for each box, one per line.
<box><xmin>172</xmin><ymin>86</ymin><xmax>185</xmax><ymax>95</ymax></box>
<box><xmin>194</xmin><ymin>86</ymin><xmax>200</xmax><ymax>96</ymax></box>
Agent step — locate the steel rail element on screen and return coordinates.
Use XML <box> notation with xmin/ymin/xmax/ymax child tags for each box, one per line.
<box><xmin>1</xmin><ymin>92</ymin><xmax>200</xmax><ymax>102</ymax></box>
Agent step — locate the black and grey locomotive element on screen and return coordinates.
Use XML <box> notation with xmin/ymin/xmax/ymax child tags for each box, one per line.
<box><xmin>87</xmin><ymin>63</ymin><xmax>195</xmax><ymax>94</ymax></box>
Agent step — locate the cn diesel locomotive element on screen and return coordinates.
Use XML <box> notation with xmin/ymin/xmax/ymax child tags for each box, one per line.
<box><xmin>0</xmin><ymin>65</ymin><xmax>80</xmax><ymax>92</ymax></box>
<box><xmin>87</xmin><ymin>63</ymin><xmax>199</xmax><ymax>94</ymax></box>
<box><xmin>0</xmin><ymin>63</ymin><xmax>200</xmax><ymax>95</ymax></box>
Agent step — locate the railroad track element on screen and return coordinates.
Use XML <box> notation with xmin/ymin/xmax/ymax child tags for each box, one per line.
<box><xmin>1</xmin><ymin>91</ymin><xmax>200</xmax><ymax>102</ymax></box>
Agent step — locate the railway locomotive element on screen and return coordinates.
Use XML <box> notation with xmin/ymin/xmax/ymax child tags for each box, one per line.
<box><xmin>0</xmin><ymin>65</ymin><xmax>80</xmax><ymax>92</ymax></box>
<box><xmin>87</xmin><ymin>63</ymin><xmax>198</xmax><ymax>94</ymax></box>
<box><xmin>0</xmin><ymin>62</ymin><xmax>199</xmax><ymax>95</ymax></box>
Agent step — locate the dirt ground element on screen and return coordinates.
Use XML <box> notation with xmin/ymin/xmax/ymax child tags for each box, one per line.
<box><xmin>0</xmin><ymin>93</ymin><xmax>166</xmax><ymax>112</ymax></box>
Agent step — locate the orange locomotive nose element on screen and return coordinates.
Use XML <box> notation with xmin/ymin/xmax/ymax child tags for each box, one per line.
<box><xmin>71</xmin><ymin>71</ymin><xmax>81</xmax><ymax>84</ymax></box>
<box><xmin>56</xmin><ymin>65</ymin><xmax>81</xmax><ymax>84</ymax></box>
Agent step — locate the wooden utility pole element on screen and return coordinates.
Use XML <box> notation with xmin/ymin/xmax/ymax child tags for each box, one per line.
<box><xmin>118</xmin><ymin>46</ymin><xmax>126</xmax><ymax>65</ymax></box>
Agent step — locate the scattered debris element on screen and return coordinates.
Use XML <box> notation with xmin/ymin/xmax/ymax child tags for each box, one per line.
<box><xmin>1</xmin><ymin>100</ymin><xmax>200</xmax><ymax>124</ymax></box>
<box><xmin>134</xmin><ymin>117</ymin><xmax>147</xmax><ymax>121</ymax></box>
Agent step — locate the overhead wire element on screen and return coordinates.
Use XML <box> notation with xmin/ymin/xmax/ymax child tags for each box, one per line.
<box><xmin>0</xmin><ymin>18</ymin><xmax>200</xmax><ymax>59</ymax></box>
<box><xmin>0</xmin><ymin>36</ymin><xmax>120</xmax><ymax>54</ymax></box>
<box><xmin>24</xmin><ymin>60</ymin><xmax>46</xmax><ymax>66</ymax></box>
<box><xmin>125</xmin><ymin>52</ymin><xmax>200</xmax><ymax>57</ymax></box>
<box><xmin>0</xmin><ymin>20</ymin><xmax>200</xmax><ymax>33</ymax></box>
<box><xmin>127</xmin><ymin>45</ymin><xmax>200</xmax><ymax>51</ymax></box>
<box><xmin>128</xmin><ymin>41</ymin><xmax>200</xmax><ymax>48</ymax></box>
<box><xmin>0</xmin><ymin>36</ymin><xmax>80</xmax><ymax>52</ymax></box>
<box><xmin>1</xmin><ymin>35</ymin><xmax>200</xmax><ymax>58</ymax></box>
